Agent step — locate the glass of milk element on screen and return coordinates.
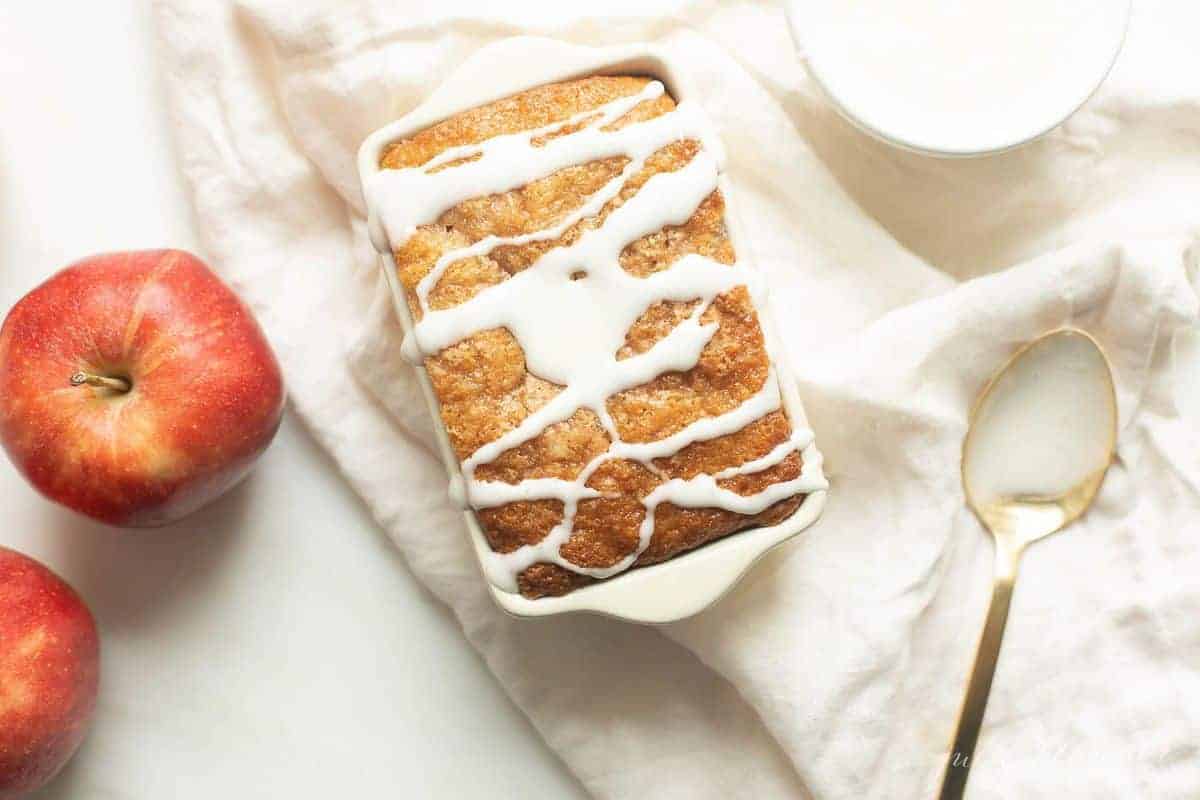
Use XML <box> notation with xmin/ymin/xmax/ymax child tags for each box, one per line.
<box><xmin>784</xmin><ymin>0</ymin><xmax>1131</xmax><ymax>156</ymax></box>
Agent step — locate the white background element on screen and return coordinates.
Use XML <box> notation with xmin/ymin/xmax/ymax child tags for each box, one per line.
<box><xmin>0</xmin><ymin>3</ymin><xmax>587</xmax><ymax>797</ymax></box>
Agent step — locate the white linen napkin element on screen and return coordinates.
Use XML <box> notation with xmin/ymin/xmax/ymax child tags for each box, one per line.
<box><xmin>153</xmin><ymin>1</ymin><xmax>1200</xmax><ymax>797</ymax></box>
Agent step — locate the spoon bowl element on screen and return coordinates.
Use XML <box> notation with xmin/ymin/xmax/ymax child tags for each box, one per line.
<box><xmin>940</xmin><ymin>328</ymin><xmax>1117</xmax><ymax>799</ymax></box>
<box><xmin>963</xmin><ymin>329</ymin><xmax>1117</xmax><ymax>545</ymax></box>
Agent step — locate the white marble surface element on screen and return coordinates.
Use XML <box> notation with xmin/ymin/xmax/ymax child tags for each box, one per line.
<box><xmin>0</xmin><ymin>3</ymin><xmax>586</xmax><ymax>797</ymax></box>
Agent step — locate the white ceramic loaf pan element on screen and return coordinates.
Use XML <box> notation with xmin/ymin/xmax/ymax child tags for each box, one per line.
<box><xmin>357</xmin><ymin>37</ymin><xmax>827</xmax><ymax>623</ymax></box>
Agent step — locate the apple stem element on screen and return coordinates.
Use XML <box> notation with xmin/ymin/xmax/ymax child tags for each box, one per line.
<box><xmin>70</xmin><ymin>371</ymin><xmax>132</xmax><ymax>394</ymax></box>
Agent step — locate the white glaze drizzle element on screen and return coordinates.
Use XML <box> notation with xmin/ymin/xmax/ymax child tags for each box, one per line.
<box><xmin>468</xmin><ymin>369</ymin><xmax>794</xmax><ymax>510</ymax></box>
<box><xmin>367</xmin><ymin>81</ymin><xmax>826</xmax><ymax>592</ymax></box>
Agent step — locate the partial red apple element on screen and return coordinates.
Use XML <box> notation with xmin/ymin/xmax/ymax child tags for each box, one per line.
<box><xmin>0</xmin><ymin>250</ymin><xmax>284</xmax><ymax>526</ymax></box>
<box><xmin>0</xmin><ymin>546</ymin><xmax>100</xmax><ymax>799</ymax></box>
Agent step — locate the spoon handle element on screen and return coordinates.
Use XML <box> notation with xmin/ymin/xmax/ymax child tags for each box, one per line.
<box><xmin>938</xmin><ymin>546</ymin><xmax>1022</xmax><ymax>800</ymax></box>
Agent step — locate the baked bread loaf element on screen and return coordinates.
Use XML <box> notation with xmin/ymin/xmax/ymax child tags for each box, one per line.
<box><xmin>367</xmin><ymin>75</ymin><xmax>824</xmax><ymax>599</ymax></box>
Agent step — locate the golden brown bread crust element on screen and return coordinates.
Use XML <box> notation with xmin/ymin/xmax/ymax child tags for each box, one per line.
<box><xmin>382</xmin><ymin>76</ymin><xmax>808</xmax><ymax>598</ymax></box>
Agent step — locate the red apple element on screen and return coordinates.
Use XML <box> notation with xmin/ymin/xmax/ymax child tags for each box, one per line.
<box><xmin>0</xmin><ymin>250</ymin><xmax>284</xmax><ymax>526</ymax></box>
<box><xmin>0</xmin><ymin>546</ymin><xmax>100</xmax><ymax>798</ymax></box>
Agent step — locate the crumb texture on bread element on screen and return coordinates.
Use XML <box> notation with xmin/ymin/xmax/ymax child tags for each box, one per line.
<box><xmin>379</xmin><ymin>76</ymin><xmax>813</xmax><ymax>599</ymax></box>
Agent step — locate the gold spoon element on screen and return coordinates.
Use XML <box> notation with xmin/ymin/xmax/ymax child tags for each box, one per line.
<box><xmin>938</xmin><ymin>328</ymin><xmax>1118</xmax><ymax>799</ymax></box>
